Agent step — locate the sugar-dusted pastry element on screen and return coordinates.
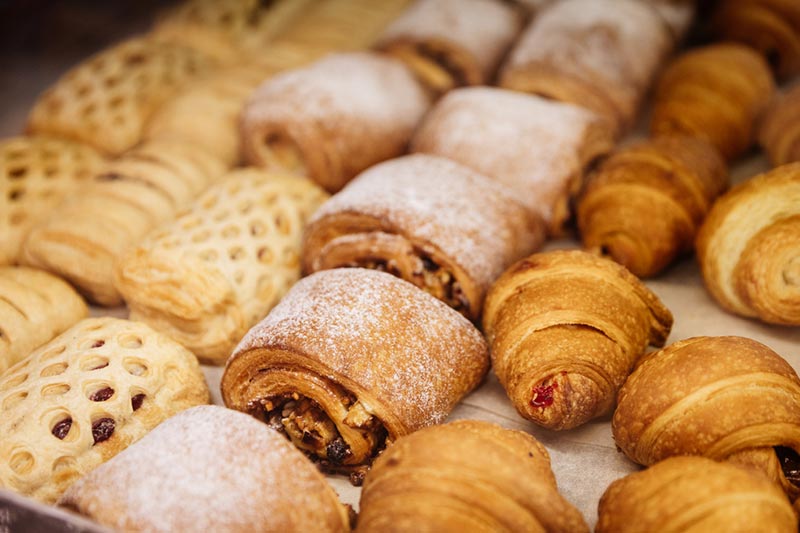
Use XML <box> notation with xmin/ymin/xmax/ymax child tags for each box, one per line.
<box><xmin>578</xmin><ymin>136</ymin><xmax>728</xmax><ymax>278</ymax></box>
<box><xmin>760</xmin><ymin>84</ymin><xmax>800</xmax><ymax>167</ymax></box>
<box><xmin>412</xmin><ymin>87</ymin><xmax>615</xmax><ymax>234</ymax></box>
<box><xmin>357</xmin><ymin>419</ymin><xmax>588</xmax><ymax>533</ymax></box>
<box><xmin>696</xmin><ymin>163</ymin><xmax>800</xmax><ymax>325</ymax></box>
<box><xmin>302</xmin><ymin>154</ymin><xmax>543</xmax><ymax>320</ymax></box>
<box><xmin>27</xmin><ymin>37</ymin><xmax>213</xmax><ymax>156</ymax></box>
<box><xmin>59</xmin><ymin>405</ymin><xmax>350</xmax><ymax>532</ymax></box>
<box><xmin>483</xmin><ymin>250</ymin><xmax>673</xmax><ymax>430</ymax></box>
<box><xmin>241</xmin><ymin>52</ymin><xmax>430</xmax><ymax>193</ymax></box>
<box><xmin>613</xmin><ymin>336</ymin><xmax>800</xmax><ymax>500</ymax></box>
<box><xmin>651</xmin><ymin>43</ymin><xmax>775</xmax><ymax>161</ymax></box>
<box><xmin>596</xmin><ymin>456</ymin><xmax>798</xmax><ymax>533</ymax></box>
<box><xmin>648</xmin><ymin>0</ymin><xmax>696</xmax><ymax>42</ymax></box>
<box><xmin>709</xmin><ymin>0</ymin><xmax>800</xmax><ymax>80</ymax></box>
<box><xmin>500</xmin><ymin>0</ymin><xmax>672</xmax><ymax>136</ymax></box>
<box><xmin>0</xmin><ymin>136</ymin><xmax>105</xmax><ymax>265</ymax></box>
<box><xmin>0</xmin><ymin>267</ymin><xmax>87</xmax><ymax>374</ymax></box>
<box><xmin>115</xmin><ymin>169</ymin><xmax>328</xmax><ymax>365</ymax></box>
<box><xmin>21</xmin><ymin>138</ymin><xmax>226</xmax><ymax>306</ymax></box>
<box><xmin>222</xmin><ymin>268</ymin><xmax>489</xmax><ymax>484</ymax></box>
<box><xmin>374</xmin><ymin>0</ymin><xmax>523</xmax><ymax>95</ymax></box>
<box><xmin>0</xmin><ymin>317</ymin><xmax>209</xmax><ymax>503</ymax></box>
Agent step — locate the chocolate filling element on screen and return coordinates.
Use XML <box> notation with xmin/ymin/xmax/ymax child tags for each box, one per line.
<box><xmin>777</xmin><ymin>446</ymin><xmax>800</xmax><ymax>486</ymax></box>
<box><xmin>415</xmin><ymin>43</ymin><xmax>468</xmax><ymax>87</ymax></box>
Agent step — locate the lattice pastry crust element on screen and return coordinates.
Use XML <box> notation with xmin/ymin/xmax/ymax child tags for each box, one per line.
<box><xmin>0</xmin><ymin>317</ymin><xmax>209</xmax><ymax>504</ymax></box>
<box><xmin>115</xmin><ymin>168</ymin><xmax>328</xmax><ymax>364</ymax></box>
<box><xmin>0</xmin><ymin>267</ymin><xmax>88</xmax><ymax>375</ymax></box>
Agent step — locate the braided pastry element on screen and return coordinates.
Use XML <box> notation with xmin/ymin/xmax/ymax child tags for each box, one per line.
<box><xmin>760</xmin><ymin>84</ymin><xmax>800</xmax><ymax>167</ymax></box>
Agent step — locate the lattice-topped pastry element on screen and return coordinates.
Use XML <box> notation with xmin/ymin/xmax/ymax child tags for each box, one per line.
<box><xmin>0</xmin><ymin>317</ymin><xmax>209</xmax><ymax>504</ymax></box>
<box><xmin>27</xmin><ymin>37</ymin><xmax>214</xmax><ymax>156</ymax></box>
<box><xmin>115</xmin><ymin>168</ymin><xmax>329</xmax><ymax>365</ymax></box>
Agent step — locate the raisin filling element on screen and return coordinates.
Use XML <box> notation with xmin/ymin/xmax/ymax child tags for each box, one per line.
<box><xmin>92</xmin><ymin>418</ymin><xmax>115</xmax><ymax>444</ymax></box>
<box><xmin>52</xmin><ymin>418</ymin><xmax>72</xmax><ymax>440</ymax></box>
<box><xmin>777</xmin><ymin>446</ymin><xmax>800</xmax><ymax>486</ymax></box>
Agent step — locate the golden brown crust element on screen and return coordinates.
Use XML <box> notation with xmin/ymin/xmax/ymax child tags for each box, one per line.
<box><xmin>357</xmin><ymin>420</ymin><xmax>588</xmax><ymax>533</ymax></box>
<box><xmin>483</xmin><ymin>250</ymin><xmax>673</xmax><ymax>430</ymax></box>
<box><xmin>760</xmin><ymin>84</ymin><xmax>800</xmax><ymax>167</ymax></box>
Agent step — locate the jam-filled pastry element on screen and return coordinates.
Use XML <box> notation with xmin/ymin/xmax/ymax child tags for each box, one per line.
<box><xmin>26</xmin><ymin>37</ymin><xmax>213</xmax><ymax>156</ymax></box>
<box><xmin>374</xmin><ymin>0</ymin><xmax>523</xmax><ymax>96</ymax></box>
<box><xmin>613</xmin><ymin>336</ymin><xmax>800</xmax><ymax>501</ymax></box>
<box><xmin>59</xmin><ymin>405</ymin><xmax>350</xmax><ymax>533</ymax></box>
<box><xmin>0</xmin><ymin>136</ymin><xmax>105</xmax><ymax>265</ymax></box>
<box><xmin>0</xmin><ymin>267</ymin><xmax>87</xmax><ymax>375</ymax></box>
<box><xmin>0</xmin><ymin>317</ymin><xmax>208</xmax><ymax>503</ymax></box>
<box><xmin>412</xmin><ymin>87</ymin><xmax>614</xmax><ymax>234</ymax></box>
<box><xmin>241</xmin><ymin>52</ymin><xmax>431</xmax><ymax>193</ymax></box>
<box><xmin>483</xmin><ymin>250</ymin><xmax>673</xmax><ymax>430</ymax></box>
<box><xmin>500</xmin><ymin>0</ymin><xmax>672</xmax><ymax>137</ymax></box>
<box><xmin>115</xmin><ymin>169</ymin><xmax>328</xmax><ymax>365</ymax></box>
<box><xmin>21</xmin><ymin>138</ymin><xmax>226</xmax><ymax>306</ymax></box>
<box><xmin>651</xmin><ymin>43</ymin><xmax>775</xmax><ymax>161</ymax></box>
<box><xmin>221</xmin><ymin>268</ymin><xmax>489</xmax><ymax>484</ymax></box>
<box><xmin>302</xmin><ymin>154</ymin><xmax>543</xmax><ymax>321</ymax></box>
<box><xmin>357</xmin><ymin>420</ymin><xmax>588</xmax><ymax>533</ymax></box>
<box><xmin>578</xmin><ymin>136</ymin><xmax>728</xmax><ymax>278</ymax></box>
<box><xmin>596</xmin><ymin>456</ymin><xmax>798</xmax><ymax>533</ymax></box>
<box><xmin>696</xmin><ymin>163</ymin><xmax>800</xmax><ymax>325</ymax></box>
<box><xmin>760</xmin><ymin>84</ymin><xmax>800</xmax><ymax>167</ymax></box>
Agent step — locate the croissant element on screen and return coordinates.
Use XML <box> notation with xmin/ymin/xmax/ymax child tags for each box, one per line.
<box><xmin>577</xmin><ymin>136</ymin><xmax>728</xmax><ymax>278</ymax></box>
<box><xmin>651</xmin><ymin>43</ymin><xmax>775</xmax><ymax>161</ymax></box>
<box><xmin>647</xmin><ymin>0</ymin><xmax>696</xmax><ymax>42</ymax></box>
<box><xmin>597</xmin><ymin>456</ymin><xmax>798</xmax><ymax>533</ymax></box>
<box><xmin>482</xmin><ymin>250</ymin><xmax>673</xmax><ymax>430</ymax></box>
<box><xmin>760</xmin><ymin>84</ymin><xmax>800</xmax><ymax>167</ymax></box>
<box><xmin>374</xmin><ymin>0</ymin><xmax>523</xmax><ymax>96</ymax></box>
<box><xmin>357</xmin><ymin>420</ymin><xmax>588</xmax><ymax>533</ymax></box>
<box><xmin>221</xmin><ymin>268</ymin><xmax>489</xmax><ymax>484</ymax></box>
<box><xmin>613</xmin><ymin>336</ymin><xmax>800</xmax><ymax>501</ymax></box>
<box><xmin>695</xmin><ymin>163</ymin><xmax>800</xmax><ymax>325</ymax></box>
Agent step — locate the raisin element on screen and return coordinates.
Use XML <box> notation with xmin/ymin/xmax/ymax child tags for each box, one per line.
<box><xmin>52</xmin><ymin>418</ymin><xmax>72</xmax><ymax>440</ymax></box>
<box><xmin>326</xmin><ymin>437</ymin><xmax>351</xmax><ymax>464</ymax></box>
<box><xmin>131</xmin><ymin>393</ymin><xmax>146</xmax><ymax>411</ymax></box>
<box><xmin>92</xmin><ymin>418</ymin><xmax>115</xmax><ymax>444</ymax></box>
<box><xmin>91</xmin><ymin>340</ymin><xmax>105</xmax><ymax>348</ymax></box>
<box><xmin>90</xmin><ymin>387</ymin><xmax>114</xmax><ymax>402</ymax></box>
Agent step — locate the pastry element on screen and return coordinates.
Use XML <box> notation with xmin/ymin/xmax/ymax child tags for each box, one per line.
<box><xmin>0</xmin><ymin>317</ymin><xmax>209</xmax><ymax>503</ymax></box>
<box><xmin>59</xmin><ymin>405</ymin><xmax>350</xmax><ymax>533</ymax></box>
<box><xmin>115</xmin><ymin>168</ymin><xmax>328</xmax><ymax>365</ymax></box>
<box><xmin>0</xmin><ymin>136</ymin><xmax>105</xmax><ymax>265</ymax></box>
<box><xmin>597</xmin><ymin>456</ymin><xmax>797</xmax><ymax>533</ymax></box>
<box><xmin>577</xmin><ymin>136</ymin><xmax>728</xmax><ymax>278</ymax></box>
<box><xmin>0</xmin><ymin>267</ymin><xmax>87</xmax><ymax>375</ymax></box>
<box><xmin>500</xmin><ymin>0</ymin><xmax>672</xmax><ymax>137</ymax></box>
<box><xmin>648</xmin><ymin>0</ymin><xmax>696</xmax><ymax>42</ymax></box>
<box><xmin>651</xmin><ymin>43</ymin><xmax>775</xmax><ymax>161</ymax></box>
<box><xmin>613</xmin><ymin>336</ymin><xmax>800</xmax><ymax>501</ymax></box>
<box><xmin>482</xmin><ymin>250</ymin><xmax>673</xmax><ymax>430</ymax></box>
<box><xmin>241</xmin><ymin>52</ymin><xmax>431</xmax><ymax>193</ymax></box>
<box><xmin>695</xmin><ymin>163</ymin><xmax>800</xmax><ymax>325</ymax></box>
<box><xmin>374</xmin><ymin>0</ymin><xmax>523</xmax><ymax>95</ymax></box>
<box><xmin>26</xmin><ymin>37</ymin><xmax>214</xmax><ymax>156</ymax></box>
<box><xmin>760</xmin><ymin>84</ymin><xmax>800</xmax><ymax>167</ymax></box>
<box><xmin>412</xmin><ymin>87</ymin><xmax>615</xmax><ymax>234</ymax></box>
<box><xmin>21</xmin><ymin>138</ymin><xmax>226</xmax><ymax>306</ymax></box>
<box><xmin>221</xmin><ymin>268</ymin><xmax>489</xmax><ymax>484</ymax></box>
<box><xmin>357</xmin><ymin>420</ymin><xmax>588</xmax><ymax>533</ymax></box>
<box><xmin>302</xmin><ymin>154</ymin><xmax>543</xmax><ymax>320</ymax></box>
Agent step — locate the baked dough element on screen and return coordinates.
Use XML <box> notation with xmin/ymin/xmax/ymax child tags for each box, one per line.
<box><xmin>0</xmin><ymin>317</ymin><xmax>209</xmax><ymax>504</ymax></box>
<box><xmin>760</xmin><ymin>84</ymin><xmax>800</xmax><ymax>167</ymax></box>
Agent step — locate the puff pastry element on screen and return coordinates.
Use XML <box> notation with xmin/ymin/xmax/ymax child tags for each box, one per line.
<box><xmin>482</xmin><ymin>250</ymin><xmax>673</xmax><ymax>430</ymax></box>
<box><xmin>0</xmin><ymin>317</ymin><xmax>209</xmax><ymax>503</ymax></box>
<box><xmin>0</xmin><ymin>267</ymin><xmax>87</xmax><ymax>375</ymax></box>
<box><xmin>695</xmin><ymin>163</ymin><xmax>800</xmax><ymax>325</ymax></box>
<box><xmin>613</xmin><ymin>336</ymin><xmax>800</xmax><ymax>501</ymax></box>
<box><xmin>21</xmin><ymin>138</ymin><xmax>226</xmax><ymax>306</ymax></box>
<box><xmin>27</xmin><ymin>37</ymin><xmax>213</xmax><ymax>156</ymax></box>
<box><xmin>59</xmin><ymin>405</ymin><xmax>350</xmax><ymax>533</ymax></box>
<box><xmin>597</xmin><ymin>456</ymin><xmax>798</xmax><ymax>533</ymax></box>
<box><xmin>412</xmin><ymin>87</ymin><xmax>614</xmax><ymax>234</ymax></box>
<box><xmin>651</xmin><ymin>43</ymin><xmax>775</xmax><ymax>161</ymax></box>
<box><xmin>578</xmin><ymin>136</ymin><xmax>728</xmax><ymax>278</ymax></box>
<box><xmin>500</xmin><ymin>0</ymin><xmax>672</xmax><ymax>137</ymax></box>
<box><xmin>115</xmin><ymin>168</ymin><xmax>328</xmax><ymax>365</ymax></box>
<box><xmin>302</xmin><ymin>154</ymin><xmax>543</xmax><ymax>320</ymax></box>
<box><xmin>760</xmin><ymin>84</ymin><xmax>800</xmax><ymax>167</ymax></box>
<box><xmin>0</xmin><ymin>136</ymin><xmax>105</xmax><ymax>265</ymax></box>
<box><xmin>648</xmin><ymin>0</ymin><xmax>696</xmax><ymax>42</ymax></box>
<box><xmin>374</xmin><ymin>0</ymin><xmax>523</xmax><ymax>95</ymax></box>
<box><xmin>241</xmin><ymin>52</ymin><xmax>431</xmax><ymax>193</ymax></box>
<box><xmin>221</xmin><ymin>268</ymin><xmax>489</xmax><ymax>484</ymax></box>
<box><xmin>357</xmin><ymin>420</ymin><xmax>588</xmax><ymax>533</ymax></box>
